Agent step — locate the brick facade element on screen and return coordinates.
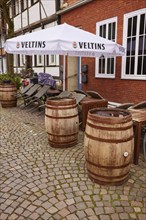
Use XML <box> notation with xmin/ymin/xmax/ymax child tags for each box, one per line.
<box><xmin>60</xmin><ymin>0</ymin><xmax>146</xmax><ymax>104</ymax></box>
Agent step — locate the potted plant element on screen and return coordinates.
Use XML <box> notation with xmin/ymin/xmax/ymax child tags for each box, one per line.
<box><xmin>0</xmin><ymin>73</ymin><xmax>22</xmax><ymax>108</ymax></box>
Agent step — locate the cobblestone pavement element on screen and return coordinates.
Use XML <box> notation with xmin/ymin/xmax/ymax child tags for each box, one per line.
<box><xmin>0</xmin><ymin>105</ymin><xmax>146</xmax><ymax>220</ymax></box>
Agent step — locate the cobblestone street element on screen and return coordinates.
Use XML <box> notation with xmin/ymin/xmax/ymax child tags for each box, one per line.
<box><xmin>0</xmin><ymin>105</ymin><xmax>146</xmax><ymax>220</ymax></box>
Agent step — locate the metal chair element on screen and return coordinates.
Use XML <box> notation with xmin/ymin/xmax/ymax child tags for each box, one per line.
<box><xmin>128</xmin><ymin>101</ymin><xmax>146</xmax><ymax>109</ymax></box>
<box><xmin>115</xmin><ymin>103</ymin><xmax>134</xmax><ymax>109</ymax></box>
<box><xmin>13</xmin><ymin>83</ymin><xmax>34</xmax><ymax>98</ymax></box>
<box><xmin>23</xmin><ymin>85</ymin><xmax>50</xmax><ymax>108</ymax></box>
<box><xmin>86</xmin><ymin>90</ymin><xmax>104</xmax><ymax>99</ymax></box>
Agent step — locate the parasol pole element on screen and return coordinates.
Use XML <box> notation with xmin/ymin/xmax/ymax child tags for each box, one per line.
<box><xmin>63</xmin><ymin>55</ymin><xmax>66</xmax><ymax>91</ymax></box>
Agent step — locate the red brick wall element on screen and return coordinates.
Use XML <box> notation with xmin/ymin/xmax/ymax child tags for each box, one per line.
<box><xmin>61</xmin><ymin>0</ymin><xmax>146</xmax><ymax>104</ymax></box>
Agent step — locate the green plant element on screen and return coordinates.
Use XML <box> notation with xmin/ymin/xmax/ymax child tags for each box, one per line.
<box><xmin>0</xmin><ymin>73</ymin><xmax>22</xmax><ymax>90</ymax></box>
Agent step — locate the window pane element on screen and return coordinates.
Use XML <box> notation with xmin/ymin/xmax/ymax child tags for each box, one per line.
<box><xmin>101</xmin><ymin>58</ymin><xmax>105</xmax><ymax>73</ymax></box>
<box><xmin>131</xmin><ymin>37</ymin><xmax>136</xmax><ymax>55</ymax></box>
<box><xmin>132</xmin><ymin>16</ymin><xmax>137</xmax><ymax>36</ymax></box>
<box><xmin>130</xmin><ymin>57</ymin><xmax>135</xmax><ymax>74</ymax></box>
<box><xmin>143</xmin><ymin>56</ymin><xmax>146</xmax><ymax>75</ymax></box>
<box><xmin>99</xmin><ymin>26</ymin><xmax>102</xmax><ymax>37</ymax></box>
<box><xmin>127</xmin><ymin>18</ymin><xmax>132</xmax><ymax>37</ymax></box>
<box><xmin>99</xmin><ymin>59</ymin><xmax>101</xmax><ymax>73</ymax></box>
<box><xmin>144</xmin><ymin>35</ymin><xmax>146</xmax><ymax>54</ymax></box>
<box><xmin>137</xmin><ymin>56</ymin><xmax>142</xmax><ymax>75</ymax></box>
<box><xmin>138</xmin><ymin>36</ymin><xmax>144</xmax><ymax>55</ymax></box>
<box><xmin>126</xmin><ymin>57</ymin><xmax>130</xmax><ymax>75</ymax></box>
<box><xmin>108</xmin><ymin>23</ymin><xmax>111</xmax><ymax>40</ymax></box>
<box><xmin>107</xmin><ymin>58</ymin><xmax>110</xmax><ymax>73</ymax></box>
<box><xmin>140</xmin><ymin>14</ymin><xmax>145</xmax><ymax>35</ymax></box>
<box><xmin>111</xmin><ymin>58</ymin><xmax>114</xmax><ymax>74</ymax></box>
<box><xmin>127</xmin><ymin>38</ymin><xmax>131</xmax><ymax>56</ymax></box>
<box><xmin>103</xmin><ymin>24</ymin><xmax>106</xmax><ymax>38</ymax></box>
<box><xmin>112</xmin><ymin>22</ymin><xmax>116</xmax><ymax>40</ymax></box>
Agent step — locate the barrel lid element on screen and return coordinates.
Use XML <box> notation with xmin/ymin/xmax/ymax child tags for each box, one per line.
<box><xmin>46</xmin><ymin>97</ymin><xmax>76</xmax><ymax>106</ymax></box>
<box><xmin>88</xmin><ymin>108</ymin><xmax>132</xmax><ymax>124</ymax></box>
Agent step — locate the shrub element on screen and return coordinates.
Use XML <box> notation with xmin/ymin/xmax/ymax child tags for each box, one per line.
<box><xmin>0</xmin><ymin>73</ymin><xmax>22</xmax><ymax>90</ymax></box>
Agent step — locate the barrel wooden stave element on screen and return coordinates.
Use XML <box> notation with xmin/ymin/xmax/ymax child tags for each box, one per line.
<box><xmin>84</xmin><ymin>108</ymin><xmax>134</xmax><ymax>185</ymax></box>
<box><xmin>0</xmin><ymin>84</ymin><xmax>17</xmax><ymax>108</ymax></box>
<box><xmin>45</xmin><ymin>98</ymin><xmax>79</xmax><ymax>148</ymax></box>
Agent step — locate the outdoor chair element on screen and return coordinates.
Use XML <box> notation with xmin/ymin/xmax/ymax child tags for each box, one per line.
<box><xmin>115</xmin><ymin>103</ymin><xmax>134</xmax><ymax>109</ymax></box>
<box><xmin>74</xmin><ymin>89</ymin><xmax>88</xmax><ymax>96</ymax></box>
<box><xmin>13</xmin><ymin>83</ymin><xmax>34</xmax><ymax>98</ymax></box>
<box><xmin>86</xmin><ymin>90</ymin><xmax>104</xmax><ymax>99</ymax></box>
<box><xmin>128</xmin><ymin>101</ymin><xmax>146</xmax><ymax>109</ymax></box>
<box><xmin>22</xmin><ymin>85</ymin><xmax>50</xmax><ymax>109</ymax></box>
<box><xmin>18</xmin><ymin>84</ymin><xmax>42</xmax><ymax>107</ymax></box>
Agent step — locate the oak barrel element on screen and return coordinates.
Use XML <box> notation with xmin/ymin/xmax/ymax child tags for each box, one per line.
<box><xmin>0</xmin><ymin>83</ymin><xmax>17</xmax><ymax>108</ymax></box>
<box><xmin>45</xmin><ymin>98</ymin><xmax>79</xmax><ymax>148</ymax></box>
<box><xmin>84</xmin><ymin>108</ymin><xmax>134</xmax><ymax>186</ymax></box>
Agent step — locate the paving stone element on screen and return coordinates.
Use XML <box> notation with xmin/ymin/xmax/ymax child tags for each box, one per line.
<box><xmin>58</xmin><ymin>207</ymin><xmax>70</xmax><ymax>217</ymax></box>
<box><xmin>84</xmin><ymin>208</ymin><xmax>95</xmax><ymax>216</ymax></box>
<box><xmin>111</xmin><ymin>213</ymin><xmax>120</xmax><ymax>220</ymax></box>
<box><xmin>66</xmin><ymin>213</ymin><xmax>79</xmax><ymax>220</ymax></box>
<box><xmin>119</xmin><ymin>212</ymin><xmax>130</xmax><ymax>219</ymax></box>
<box><xmin>100</xmin><ymin>214</ymin><xmax>111</xmax><ymax>220</ymax></box>
<box><xmin>47</xmin><ymin>206</ymin><xmax>58</xmax><ymax>214</ymax></box>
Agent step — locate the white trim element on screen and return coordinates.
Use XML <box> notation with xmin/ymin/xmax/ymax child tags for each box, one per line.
<box><xmin>121</xmin><ymin>8</ymin><xmax>146</xmax><ymax>80</ymax></box>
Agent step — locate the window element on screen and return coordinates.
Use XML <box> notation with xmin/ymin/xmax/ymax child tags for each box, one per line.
<box><xmin>36</xmin><ymin>55</ymin><xmax>43</xmax><ymax>66</ymax></box>
<box><xmin>15</xmin><ymin>0</ymin><xmax>19</xmax><ymax>15</ymax></box>
<box><xmin>46</xmin><ymin>55</ymin><xmax>56</xmax><ymax>66</ymax></box>
<box><xmin>122</xmin><ymin>9</ymin><xmax>146</xmax><ymax>80</ymax></box>
<box><xmin>19</xmin><ymin>54</ymin><xmax>25</xmax><ymax>66</ymax></box>
<box><xmin>96</xmin><ymin>17</ymin><xmax>117</xmax><ymax>78</ymax></box>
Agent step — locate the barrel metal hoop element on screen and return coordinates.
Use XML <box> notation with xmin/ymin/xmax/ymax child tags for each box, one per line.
<box><xmin>49</xmin><ymin>139</ymin><xmax>77</xmax><ymax>145</ymax></box>
<box><xmin>45</xmin><ymin>113</ymin><xmax>78</xmax><ymax>119</ymax></box>
<box><xmin>86</xmin><ymin>122</ymin><xmax>133</xmax><ymax>131</ymax></box>
<box><xmin>86</xmin><ymin>158</ymin><xmax>131</xmax><ymax>169</ymax></box>
<box><xmin>46</xmin><ymin>104</ymin><xmax>77</xmax><ymax>109</ymax></box>
<box><xmin>85</xmin><ymin>132</ymin><xmax>134</xmax><ymax>143</ymax></box>
<box><xmin>47</xmin><ymin>132</ymin><xmax>78</xmax><ymax>137</ymax></box>
<box><xmin>87</xmin><ymin>168</ymin><xmax>129</xmax><ymax>180</ymax></box>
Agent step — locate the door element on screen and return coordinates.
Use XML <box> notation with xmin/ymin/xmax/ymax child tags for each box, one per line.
<box><xmin>67</xmin><ymin>56</ymin><xmax>78</xmax><ymax>91</ymax></box>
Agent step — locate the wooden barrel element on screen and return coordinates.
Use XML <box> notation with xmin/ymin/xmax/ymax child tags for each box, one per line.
<box><xmin>45</xmin><ymin>98</ymin><xmax>79</xmax><ymax>148</ymax></box>
<box><xmin>84</xmin><ymin>108</ymin><xmax>134</xmax><ymax>186</ymax></box>
<box><xmin>0</xmin><ymin>83</ymin><xmax>17</xmax><ymax>108</ymax></box>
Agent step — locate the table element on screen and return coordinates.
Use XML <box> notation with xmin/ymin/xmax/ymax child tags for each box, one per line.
<box><xmin>80</xmin><ymin>97</ymin><xmax>108</xmax><ymax>130</ymax></box>
<box><xmin>129</xmin><ymin>108</ymin><xmax>146</xmax><ymax>165</ymax></box>
<box><xmin>46</xmin><ymin>89</ymin><xmax>61</xmax><ymax>97</ymax></box>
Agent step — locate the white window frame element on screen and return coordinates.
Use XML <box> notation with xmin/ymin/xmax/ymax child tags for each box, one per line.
<box><xmin>49</xmin><ymin>55</ymin><xmax>56</xmax><ymax>66</ymax></box>
<box><xmin>95</xmin><ymin>17</ymin><xmax>117</xmax><ymax>79</ymax></box>
<box><xmin>122</xmin><ymin>8</ymin><xmax>146</xmax><ymax>80</ymax></box>
<box><xmin>20</xmin><ymin>54</ymin><xmax>25</xmax><ymax>66</ymax></box>
<box><xmin>36</xmin><ymin>55</ymin><xmax>43</xmax><ymax>66</ymax></box>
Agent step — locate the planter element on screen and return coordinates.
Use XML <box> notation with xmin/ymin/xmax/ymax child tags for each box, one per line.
<box><xmin>0</xmin><ymin>83</ymin><xmax>17</xmax><ymax>108</ymax></box>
